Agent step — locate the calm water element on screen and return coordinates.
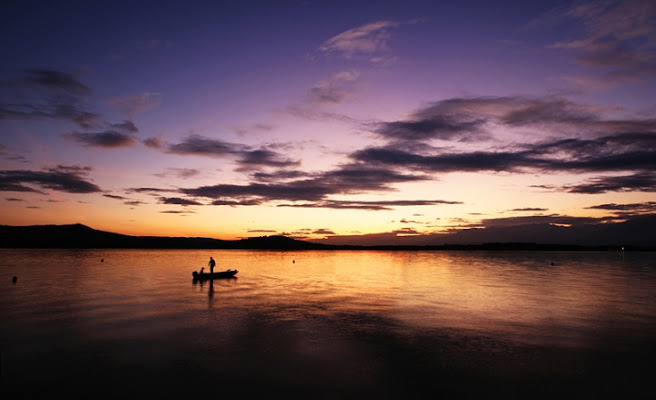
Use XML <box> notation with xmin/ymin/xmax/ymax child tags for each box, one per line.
<box><xmin>2</xmin><ymin>249</ymin><xmax>655</xmax><ymax>398</ymax></box>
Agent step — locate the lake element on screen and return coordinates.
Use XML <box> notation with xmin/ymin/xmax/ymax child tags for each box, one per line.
<box><xmin>1</xmin><ymin>249</ymin><xmax>655</xmax><ymax>398</ymax></box>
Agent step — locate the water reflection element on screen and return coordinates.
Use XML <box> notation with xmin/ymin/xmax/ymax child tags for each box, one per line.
<box><xmin>2</xmin><ymin>249</ymin><xmax>655</xmax><ymax>398</ymax></box>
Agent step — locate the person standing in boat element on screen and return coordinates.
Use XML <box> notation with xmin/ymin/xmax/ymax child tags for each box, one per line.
<box><xmin>208</xmin><ymin>257</ymin><xmax>216</xmax><ymax>274</ymax></box>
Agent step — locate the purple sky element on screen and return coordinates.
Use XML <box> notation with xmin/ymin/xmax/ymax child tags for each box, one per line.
<box><xmin>1</xmin><ymin>0</ymin><xmax>655</xmax><ymax>246</ymax></box>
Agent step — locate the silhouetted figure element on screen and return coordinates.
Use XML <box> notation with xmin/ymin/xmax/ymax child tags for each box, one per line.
<box><xmin>208</xmin><ymin>257</ymin><xmax>216</xmax><ymax>274</ymax></box>
<box><xmin>101</xmin><ymin>258</ymin><xmax>104</xmax><ymax>263</ymax></box>
<box><xmin>12</xmin><ymin>276</ymin><xmax>17</xmax><ymax>284</ymax></box>
<box><xmin>200</xmin><ymin>267</ymin><xmax>205</xmax><ymax>275</ymax></box>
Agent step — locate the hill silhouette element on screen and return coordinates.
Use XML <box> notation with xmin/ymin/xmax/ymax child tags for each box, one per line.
<box><xmin>0</xmin><ymin>224</ymin><xmax>333</xmax><ymax>250</ymax></box>
<box><xmin>0</xmin><ymin>223</ymin><xmax>653</xmax><ymax>251</ymax></box>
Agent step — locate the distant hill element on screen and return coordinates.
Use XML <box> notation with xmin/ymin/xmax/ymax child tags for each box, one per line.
<box><xmin>0</xmin><ymin>223</ymin><xmax>653</xmax><ymax>251</ymax></box>
<box><xmin>0</xmin><ymin>224</ymin><xmax>332</xmax><ymax>250</ymax></box>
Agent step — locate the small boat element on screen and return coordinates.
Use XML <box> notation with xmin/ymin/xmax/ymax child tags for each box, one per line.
<box><xmin>192</xmin><ymin>269</ymin><xmax>238</xmax><ymax>280</ymax></box>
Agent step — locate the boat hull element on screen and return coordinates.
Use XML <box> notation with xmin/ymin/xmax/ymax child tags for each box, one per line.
<box><xmin>192</xmin><ymin>269</ymin><xmax>238</xmax><ymax>280</ymax></box>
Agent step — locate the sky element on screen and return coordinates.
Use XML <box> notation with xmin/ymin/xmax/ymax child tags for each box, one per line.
<box><xmin>1</xmin><ymin>0</ymin><xmax>655</xmax><ymax>246</ymax></box>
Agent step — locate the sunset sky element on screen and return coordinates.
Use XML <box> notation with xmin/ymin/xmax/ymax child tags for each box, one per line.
<box><xmin>1</xmin><ymin>0</ymin><xmax>655</xmax><ymax>245</ymax></box>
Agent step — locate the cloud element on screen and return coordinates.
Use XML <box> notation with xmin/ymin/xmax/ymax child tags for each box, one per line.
<box><xmin>551</xmin><ymin>0</ymin><xmax>656</xmax><ymax>86</ymax></box>
<box><xmin>312</xmin><ymin>228</ymin><xmax>336</xmax><ymax>235</ymax></box>
<box><xmin>353</xmin><ymin>134</ymin><xmax>656</xmax><ymax>175</ymax></box>
<box><xmin>143</xmin><ymin>134</ymin><xmax>165</xmax><ymax>149</ymax></box>
<box><xmin>354</xmin><ymin>95</ymin><xmax>656</xmax><ymax>184</ymax></box>
<box><xmin>0</xmin><ymin>69</ymin><xmax>98</xmax><ymax>129</ymax></box>
<box><xmin>159</xmin><ymin>197</ymin><xmax>204</xmax><ymax>206</ymax></box>
<box><xmin>308</xmin><ymin>70</ymin><xmax>360</xmax><ymax>104</ymax></box>
<box><xmin>237</xmin><ymin>149</ymin><xmax>300</xmax><ymax>169</ymax></box>
<box><xmin>509</xmin><ymin>208</ymin><xmax>548</xmax><ymax>212</ymax></box>
<box><xmin>62</xmin><ymin>120</ymin><xmax>139</xmax><ymax>148</ymax></box>
<box><xmin>164</xmin><ymin>134</ymin><xmax>300</xmax><ymax>169</ymax></box>
<box><xmin>318</xmin><ymin>20</ymin><xmax>400</xmax><ymax>60</ymax></box>
<box><xmin>107</xmin><ymin>92</ymin><xmax>161</xmax><ymax>119</ymax></box>
<box><xmin>154</xmin><ymin>168</ymin><xmax>200</xmax><ymax>179</ymax></box>
<box><xmin>103</xmin><ymin>194</ymin><xmax>128</xmax><ymax>200</ymax></box>
<box><xmin>177</xmin><ymin>163</ymin><xmax>441</xmax><ymax>207</ymax></box>
<box><xmin>165</xmin><ymin>134</ymin><xmax>246</xmax><ymax>157</ymax></box>
<box><xmin>563</xmin><ymin>171</ymin><xmax>656</xmax><ymax>194</ymax></box>
<box><xmin>586</xmin><ymin>201</ymin><xmax>656</xmax><ymax>212</ymax></box>
<box><xmin>63</xmin><ymin>130</ymin><xmax>138</xmax><ymax>148</ymax></box>
<box><xmin>181</xmin><ymin>181</ymin><xmax>331</xmax><ymax>203</ymax></box>
<box><xmin>21</xmin><ymin>69</ymin><xmax>92</xmax><ymax>95</ymax></box>
<box><xmin>104</xmin><ymin>193</ymin><xmax>147</xmax><ymax>206</ymax></box>
<box><xmin>370</xmin><ymin>95</ymin><xmax>615</xmax><ymax>143</ymax></box>
<box><xmin>0</xmin><ymin>165</ymin><xmax>102</xmax><ymax>194</ymax></box>
<box><xmin>211</xmin><ymin>199</ymin><xmax>262</xmax><ymax>206</ymax></box>
<box><xmin>278</xmin><ymin>199</ymin><xmax>461</xmax><ymax>211</ymax></box>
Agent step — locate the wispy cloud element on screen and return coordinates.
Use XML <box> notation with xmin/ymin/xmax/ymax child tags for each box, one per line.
<box><xmin>318</xmin><ymin>20</ymin><xmax>401</xmax><ymax>61</ymax></box>
<box><xmin>107</xmin><ymin>92</ymin><xmax>161</xmax><ymax>119</ymax></box>
<box><xmin>551</xmin><ymin>0</ymin><xmax>656</xmax><ymax>87</ymax></box>
<box><xmin>278</xmin><ymin>199</ymin><xmax>461</xmax><ymax>211</ymax></box>
<box><xmin>154</xmin><ymin>168</ymin><xmax>201</xmax><ymax>179</ymax></box>
<box><xmin>308</xmin><ymin>70</ymin><xmax>360</xmax><ymax>104</ymax></box>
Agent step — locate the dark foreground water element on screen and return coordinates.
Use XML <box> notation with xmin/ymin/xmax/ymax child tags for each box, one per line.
<box><xmin>1</xmin><ymin>249</ymin><xmax>655</xmax><ymax>398</ymax></box>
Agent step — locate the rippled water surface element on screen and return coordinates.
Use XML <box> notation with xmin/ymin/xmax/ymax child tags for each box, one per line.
<box><xmin>2</xmin><ymin>249</ymin><xmax>655</xmax><ymax>398</ymax></box>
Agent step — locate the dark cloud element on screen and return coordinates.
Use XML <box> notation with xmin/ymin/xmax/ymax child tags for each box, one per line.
<box><xmin>182</xmin><ymin>181</ymin><xmax>331</xmax><ymax>203</ymax></box>
<box><xmin>237</xmin><ymin>149</ymin><xmax>300</xmax><ymax>168</ymax></box>
<box><xmin>370</xmin><ymin>95</ymin><xmax>656</xmax><ymax>146</ymax></box>
<box><xmin>104</xmin><ymin>193</ymin><xmax>147</xmax><ymax>206</ymax></box>
<box><xmin>313</xmin><ymin>228</ymin><xmax>336</xmax><ymax>235</ymax></box>
<box><xmin>103</xmin><ymin>194</ymin><xmax>128</xmax><ymax>200</ymax></box>
<box><xmin>0</xmin><ymin>165</ymin><xmax>101</xmax><ymax>194</ymax></box>
<box><xmin>180</xmin><ymin>162</ymin><xmax>438</xmax><ymax>206</ymax></box>
<box><xmin>0</xmin><ymin>69</ymin><xmax>99</xmax><ymax>129</ymax></box>
<box><xmin>63</xmin><ymin>131</ymin><xmax>138</xmax><ymax>148</ymax></box>
<box><xmin>159</xmin><ymin>197</ymin><xmax>204</xmax><ymax>206</ymax></box>
<box><xmin>127</xmin><ymin>187</ymin><xmax>177</xmax><ymax>195</ymax></box>
<box><xmin>22</xmin><ymin>70</ymin><xmax>92</xmax><ymax>95</ymax></box>
<box><xmin>166</xmin><ymin>135</ymin><xmax>244</xmax><ymax>157</ymax></box>
<box><xmin>374</xmin><ymin>116</ymin><xmax>485</xmax><ymax>142</ymax></box>
<box><xmin>586</xmin><ymin>202</ymin><xmax>656</xmax><ymax>212</ymax></box>
<box><xmin>278</xmin><ymin>199</ymin><xmax>461</xmax><ymax>211</ymax></box>
<box><xmin>564</xmin><ymin>172</ymin><xmax>656</xmax><ymax>194</ymax></box>
<box><xmin>352</xmin><ymin>130</ymin><xmax>656</xmax><ymax>177</ymax></box>
<box><xmin>62</xmin><ymin>119</ymin><xmax>141</xmax><ymax>149</ymax></box>
<box><xmin>211</xmin><ymin>199</ymin><xmax>262</xmax><ymax>206</ymax></box>
<box><xmin>352</xmin><ymin>147</ymin><xmax>530</xmax><ymax>172</ymax></box>
<box><xmin>509</xmin><ymin>208</ymin><xmax>548</xmax><ymax>212</ymax></box>
<box><xmin>166</xmin><ymin>135</ymin><xmax>300</xmax><ymax>170</ymax></box>
<box><xmin>252</xmin><ymin>170</ymin><xmax>311</xmax><ymax>182</ymax></box>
